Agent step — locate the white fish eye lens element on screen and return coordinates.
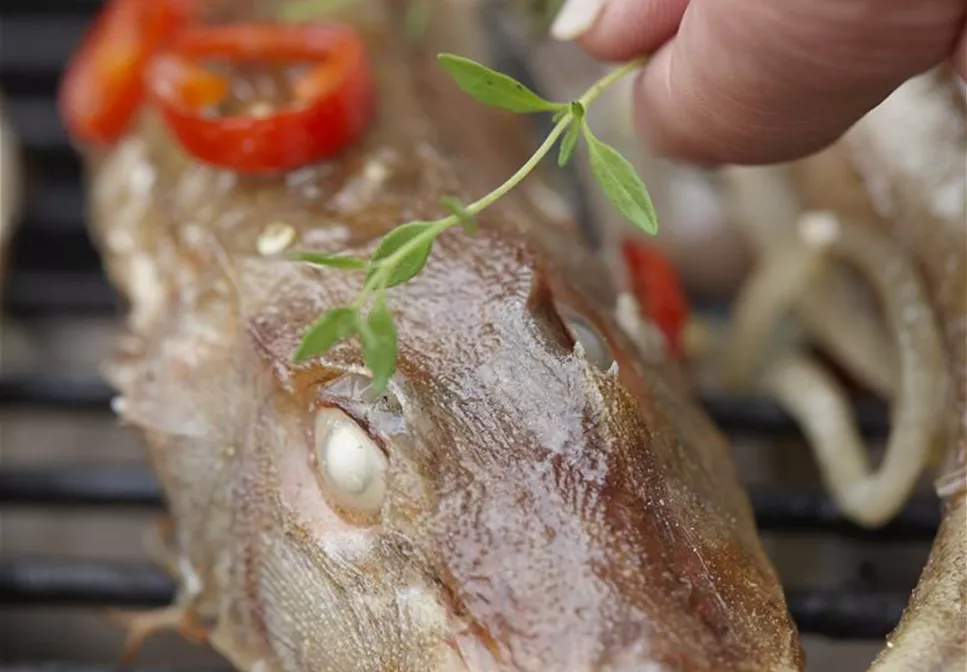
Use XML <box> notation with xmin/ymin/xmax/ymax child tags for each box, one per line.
<box><xmin>313</xmin><ymin>407</ymin><xmax>389</xmax><ymax>515</ymax></box>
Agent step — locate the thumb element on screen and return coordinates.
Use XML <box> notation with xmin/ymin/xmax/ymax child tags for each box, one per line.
<box><xmin>555</xmin><ymin>0</ymin><xmax>966</xmax><ymax>165</ymax></box>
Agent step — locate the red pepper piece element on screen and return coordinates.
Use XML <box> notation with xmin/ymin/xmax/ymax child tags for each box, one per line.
<box><xmin>145</xmin><ymin>23</ymin><xmax>376</xmax><ymax>173</ymax></box>
<box><xmin>621</xmin><ymin>238</ymin><xmax>690</xmax><ymax>359</ymax></box>
<box><xmin>58</xmin><ymin>0</ymin><xmax>196</xmax><ymax>145</ymax></box>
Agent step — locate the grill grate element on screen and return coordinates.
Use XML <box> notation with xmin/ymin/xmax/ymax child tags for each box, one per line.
<box><xmin>0</xmin><ymin>0</ymin><xmax>940</xmax><ymax>667</ymax></box>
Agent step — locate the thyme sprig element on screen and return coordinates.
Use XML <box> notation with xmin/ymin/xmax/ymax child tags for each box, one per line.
<box><xmin>292</xmin><ymin>55</ymin><xmax>654</xmax><ymax>391</ymax></box>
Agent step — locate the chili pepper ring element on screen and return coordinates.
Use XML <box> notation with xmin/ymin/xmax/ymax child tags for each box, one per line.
<box><xmin>146</xmin><ymin>23</ymin><xmax>377</xmax><ymax>173</ymax></box>
<box><xmin>59</xmin><ymin>0</ymin><xmax>195</xmax><ymax>145</ymax></box>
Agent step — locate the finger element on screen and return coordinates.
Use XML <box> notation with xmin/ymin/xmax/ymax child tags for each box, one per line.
<box><xmin>952</xmin><ymin>21</ymin><xmax>967</xmax><ymax>79</ymax></box>
<box><xmin>551</xmin><ymin>0</ymin><xmax>687</xmax><ymax>61</ymax></box>
<box><xmin>559</xmin><ymin>0</ymin><xmax>966</xmax><ymax>165</ymax></box>
<box><xmin>640</xmin><ymin>0</ymin><xmax>965</xmax><ymax>164</ymax></box>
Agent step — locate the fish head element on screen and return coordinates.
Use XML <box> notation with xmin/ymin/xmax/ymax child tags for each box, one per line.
<box><xmin>233</xmin><ymin>224</ymin><xmax>801</xmax><ymax>672</ymax></box>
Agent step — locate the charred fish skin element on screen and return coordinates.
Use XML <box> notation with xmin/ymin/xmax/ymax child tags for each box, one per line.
<box><xmin>787</xmin><ymin>67</ymin><xmax>966</xmax><ymax>672</ymax></box>
<box><xmin>83</xmin><ymin>0</ymin><xmax>802</xmax><ymax>670</ymax></box>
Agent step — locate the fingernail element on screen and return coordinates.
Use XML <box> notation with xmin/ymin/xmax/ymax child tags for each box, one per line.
<box><xmin>550</xmin><ymin>0</ymin><xmax>605</xmax><ymax>41</ymax></box>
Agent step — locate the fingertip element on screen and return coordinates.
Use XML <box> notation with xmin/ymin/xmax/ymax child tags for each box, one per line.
<box><xmin>552</xmin><ymin>0</ymin><xmax>686</xmax><ymax>62</ymax></box>
<box><xmin>629</xmin><ymin>40</ymin><xmax>844</xmax><ymax>166</ymax></box>
<box><xmin>629</xmin><ymin>43</ymin><xmax>723</xmax><ymax>165</ymax></box>
<box><xmin>629</xmin><ymin>41</ymin><xmax>737</xmax><ymax>166</ymax></box>
<box><xmin>565</xmin><ymin>0</ymin><xmax>965</xmax><ymax>166</ymax></box>
<box><xmin>549</xmin><ymin>0</ymin><xmax>607</xmax><ymax>44</ymax></box>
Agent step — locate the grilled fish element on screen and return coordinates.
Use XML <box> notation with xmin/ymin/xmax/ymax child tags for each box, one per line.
<box><xmin>80</xmin><ymin>0</ymin><xmax>802</xmax><ymax>669</ymax></box>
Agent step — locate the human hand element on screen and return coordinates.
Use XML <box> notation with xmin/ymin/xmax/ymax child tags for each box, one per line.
<box><xmin>551</xmin><ymin>0</ymin><xmax>966</xmax><ymax>165</ymax></box>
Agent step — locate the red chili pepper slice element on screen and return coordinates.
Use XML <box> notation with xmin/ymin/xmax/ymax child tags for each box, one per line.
<box><xmin>621</xmin><ymin>238</ymin><xmax>689</xmax><ymax>359</ymax></box>
<box><xmin>145</xmin><ymin>23</ymin><xmax>376</xmax><ymax>173</ymax></box>
<box><xmin>59</xmin><ymin>0</ymin><xmax>196</xmax><ymax>145</ymax></box>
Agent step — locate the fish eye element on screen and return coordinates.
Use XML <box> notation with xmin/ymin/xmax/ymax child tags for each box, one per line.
<box><xmin>561</xmin><ymin>312</ymin><xmax>615</xmax><ymax>371</ymax></box>
<box><xmin>313</xmin><ymin>408</ymin><xmax>388</xmax><ymax>515</ymax></box>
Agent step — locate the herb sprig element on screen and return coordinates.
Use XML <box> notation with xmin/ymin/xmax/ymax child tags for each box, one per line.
<box><xmin>292</xmin><ymin>55</ymin><xmax>654</xmax><ymax>392</ymax></box>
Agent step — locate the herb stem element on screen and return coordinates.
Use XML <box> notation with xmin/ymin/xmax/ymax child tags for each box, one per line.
<box><xmin>295</xmin><ymin>52</ymin><xmax>656</xmax><ymax>388</ymax></box>
<box><xmin>360</xmin><ymin>60</ymin><xmax>643</xmax><ymax>298</ymax></box>
<box><xmin>363</xmin><ymin>114</ymin><xmax>572</xmax><ymax>293</ymax></box>
<box><xmin>466</xmin><ymin>114</ymin><xmax>572</xmax><ymax>215</ymax></box>
<box><xmin>578</xmin><ymin>58</ymin><xmax>647</xmax><ymax>107</ymax></box>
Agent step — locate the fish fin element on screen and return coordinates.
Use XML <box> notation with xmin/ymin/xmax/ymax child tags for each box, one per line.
<box><xmin>107</xmin><ymin>603</ymin><xmax>210</xmax><ymax>666</ymax></box>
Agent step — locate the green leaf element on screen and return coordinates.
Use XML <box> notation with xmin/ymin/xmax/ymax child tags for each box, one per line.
<box><xmin>360</xmin><ymin>298</ymin><xmax>398</xmax><ymax>392</ymax></box>
<box><xmin>440</xmin><ymin>195</ymin><xmax>477</xmax><ymax>235</ymax></box>
<box><xmin>557</xmin><ymin>122</ymin><xmax>580</xmax><ymax>167</ymax></box>
<box><xmin>583</xmin><ymin>125</ymin><xmax>658</xmax><ymax>235</ymax></box>
<box><xmin>437</xmin><ymin>54</ymin><xmax>562</xmax><ymax>114</ymax></box>
<box><xmin>293</xmin><ymin>307</ymin><xmax>359</xmax><ymax>362</ymax></box>
<box><xmin>552</xmin><ymin>108</ymin><xmax>568</xmax><ymax>123</ymax></box>
<box><xmin>366</xmin><ymin>221</ymin><xmax>436</xmax><ymax>288</ymax></box>
<box><xmin>291</xmin><ymin>251</ymin><xmax>366</xmax><ymax>270</ymax></box>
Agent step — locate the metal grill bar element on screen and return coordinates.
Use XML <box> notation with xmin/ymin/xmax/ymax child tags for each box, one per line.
<box><xmin>0</xmin><ymin>465</ymin><xmax>940</xmax><ymax>539</ymax></box>
<box><xmin>749</xmin><ymin>489</ymin><xmax>938</xmax><ymax>539</ymax></box>
<box><xmin>0</xmin><ymin>466</ymin><xmax>164</xmax><ymax>509</ymax></box>
<box><xmin>0</xmin><ymin>19</ymin><xmax>86</xmax><ymax>76</ymax></box>
<box><xmin>701</xmin><ymin>394</ymin><xmax>889</xmax><ymax>437</ymax></box>
<box><xmin>22</xmin><ymin>183</ymin><xmax>87</xmax><ymax>231</ymax></box>
<box><xmin>1</xmin><ymin>0</ymin><xmax>102</xmax><ymax>14</ymax></box>
<box><xmin>0</xmin><ymin>560</ymin><xmax>174</xmax><ymax>608</ymax></box>
<box><xmin>0</xmin><ymin>375</ymin><xmax>119</xmax><ymax>410</ymax></box>
<box><xmin>2</xmin><ymin>275</ymin><xmax>119</xmax><ymax>317</ymax></box>
<box><xmin>784</xmin><ymin>590</ymin><xmax>906</xmax><ymax>640</ymax></box>
<box><xmin>5</xmin><ymin>96</ymin><xmax>69</xmax><ymax>152</ymax></box>
<box><xmin>0</xmin><ymin>558</ymin><xmax>906</xmax><ymax>640</ymax></box>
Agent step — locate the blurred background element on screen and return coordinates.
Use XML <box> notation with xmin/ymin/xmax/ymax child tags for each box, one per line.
<box><xmin>0</xmin><ymin>1</ymin><xmax>941</xmax><ymax>670</ymax></box>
